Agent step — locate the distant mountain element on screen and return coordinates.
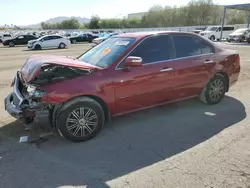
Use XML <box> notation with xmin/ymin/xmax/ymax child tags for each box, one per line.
<box><xmin>20</xmin><ymin>16</ymin><xmax>90</xmax><ymax>29</ymax></box>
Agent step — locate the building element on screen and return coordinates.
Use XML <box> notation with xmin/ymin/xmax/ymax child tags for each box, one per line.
<box><xmin>127</xmin><ymin>12</ymin><xmax>147</xmax><ymax>19</ymax></box>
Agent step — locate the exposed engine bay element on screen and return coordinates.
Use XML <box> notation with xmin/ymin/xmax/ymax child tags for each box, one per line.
<box><xmin>29</xmin><ymin>64</ymin><xmax>93</xmax><ymax>85</ymax></box>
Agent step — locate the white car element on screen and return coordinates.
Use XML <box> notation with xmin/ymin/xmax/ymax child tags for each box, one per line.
<box><xmin>228</xmin><ymin>28</ymin><xmax>249</xmax><ymax>42</ymax></box>
<box><xmin>0</xmin><ymin>33</ymin><xmax>12</xmax><ymax>43</ymax></box>
<box><xmin>200</xmin><ymin>26</ymin><xmax>236</xmax><ymax>41</ymax></box>
<box><xmin>27</xmin><ymin>35</ymin><xmax>70</xmax><ymax>50</ymax></box>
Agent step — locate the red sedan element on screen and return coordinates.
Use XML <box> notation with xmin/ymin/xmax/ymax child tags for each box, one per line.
<box><xmin>5</xmin><ymin>31</ymin><xmax>240</xmax><ymax>142</ymax></box>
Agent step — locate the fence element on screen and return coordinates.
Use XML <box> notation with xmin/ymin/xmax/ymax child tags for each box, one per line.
<box><xmin>2</xmin><ymin>24</ymin><xmax>249</xmax><ymax>34</ymax></box>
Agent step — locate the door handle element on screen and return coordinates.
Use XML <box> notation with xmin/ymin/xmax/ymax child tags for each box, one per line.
<box><xmin>204</xmin><ymin>60</ymin><xmax>214</xmax><ymax>64</ymax></box>
<box><xmin>160</xmin><ymin>67</ymin><xmax>173</xmax><ymax>72</ymax></box>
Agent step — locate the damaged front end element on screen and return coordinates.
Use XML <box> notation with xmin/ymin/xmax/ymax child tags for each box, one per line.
<box><xmin>5</xmin><ymin>63</ymin><xmax>94</xmax><ymax>125</ymax></box>
<box><xmin>5</xmin><ymin>72</ymin><xmax>50</xmax><ymax>124</ymax></box>
<box><xmin>5</xmin><ymin>72</ymin><xmax>42</xmax><ymax>124</ymax></box>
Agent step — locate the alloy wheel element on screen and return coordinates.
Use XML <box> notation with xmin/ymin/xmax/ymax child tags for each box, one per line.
<box><xmin>66</xmin><ymin>107</ymin><xmax>98</xmax><ymax>137</ymax></box>
<box><xmin>208</xmin><ymin>79</ymin><xmax>225</xmax><ymax>102</ymax></box>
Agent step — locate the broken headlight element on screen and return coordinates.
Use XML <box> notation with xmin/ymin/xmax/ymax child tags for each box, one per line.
<box><xmin>27</xmin><ymin>85</ymin><xmax>45</xmax><ymax>99</ymax></box>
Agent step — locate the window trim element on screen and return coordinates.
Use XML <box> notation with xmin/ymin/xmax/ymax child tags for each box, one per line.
<box><xmin>171</xmin><ymin>33</ymin><xmax>215</xmax><ymax>58</ymax></box>
<box><xmin>115</xmin><ymin>33</ymin><xmax>215</xmax><ymax>70</ymax></box>
<box><xmin>116</xmin><ymin>34</ymin><xmax>172</xmax><ymax>70</ymax></box>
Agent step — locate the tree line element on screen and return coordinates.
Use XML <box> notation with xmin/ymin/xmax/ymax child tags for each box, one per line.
<box><xmin>40</xmin><ymin>0</ymin><xmax>249</xmax><ymax>30</ymax></box>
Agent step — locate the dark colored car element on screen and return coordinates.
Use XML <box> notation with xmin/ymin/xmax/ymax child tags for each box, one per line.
<box><xmin>69</xmin><ymin>33</ymin><xmax>98</xmax><ymax>44</ymax></box>
<box><xmin>2</xmin><ymin>34</ymin><xmax>38</xmax><ymax>47</ymax></box>
<box><xmin>5</xmin><ymin>31</ymin><xmax>240</xmax><ymax>142</ymax></box>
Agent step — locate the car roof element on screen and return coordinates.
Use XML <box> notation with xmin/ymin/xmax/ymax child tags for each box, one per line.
<box><xmin>116</xmin><ymin>31</ymin><xmax>200</xmax><ymax>40</ymax></box>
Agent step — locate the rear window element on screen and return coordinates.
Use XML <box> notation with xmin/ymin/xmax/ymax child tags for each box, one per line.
<box><xmin>223</xmin><ymin>27</ymin><xmax>234</xmax><ymax>31</ymax></box>
<box><xmin>173</xmin><ymin>35</ymin><xmax>213</xmax><ymax>58</ymax></box>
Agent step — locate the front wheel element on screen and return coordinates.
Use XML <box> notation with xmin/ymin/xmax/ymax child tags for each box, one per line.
<box><xmin>56</xmin><ymin>97</ymin><xmax>105</xmax><ymax>142</ymax></box>
<box><xmin>9</xmin><ymin>41</ymin><xmax>15</xmax><ymax>47</ymax></box>
<box><xmin>34</xmin><ymin>44</ymin><xmax>41</xmax><ymax>50</ymax></box>
<box><xmin>210</xmin><ymin>35</ymin><xmax>215</xmax><ymax>41</ymax></box>
<box><xmin>240</xmin><ymin>36</ymin><xmax>246</xmax><ymax>42</ymax></box>
<box><xmin>199</xmin><ymin>74</ymin><xmax>227</xmax><ymax>105</ymax></box>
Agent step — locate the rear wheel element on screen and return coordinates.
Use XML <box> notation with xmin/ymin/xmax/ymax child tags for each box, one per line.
<box><xmin>59</xmin><ymin>43</ymin><xmax>66</xmax><ymax>49</ymax></box>
<box><xmin>72</xmin><ymin>39</ymin><xmax>77</xmax><ymax>44</ymax></box>
<box><xmin>9</xmin><ymin>41</ymin><xmax>15</xmax><ymax>47</ymax></box>
<box><xmin>199</xmin><ymin>74</ymin><xmax>227</xmax><ymax>105</ymax></box>
<box><xmin>56</xmin><ymin>97</ymin><xmax>105</xmax><ymax>142</ymax></box>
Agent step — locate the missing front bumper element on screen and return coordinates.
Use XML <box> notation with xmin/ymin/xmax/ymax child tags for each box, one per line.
<box><xmin>5</xmin><ymin>93</ymin><xmax>23</xmax><ymax>119</ymax></box>
<box><xmin>4</xmin><ymin>92</ymin><xmax>36</xmax><ymax>124</ymax></box>
<box><xmin>4</xmin><ymin>72</ymin><xmax>37</xmax><ymax>124</ymax></box>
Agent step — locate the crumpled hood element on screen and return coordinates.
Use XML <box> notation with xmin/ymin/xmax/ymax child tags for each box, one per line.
<box><xmin>20</xmin><ymin>55</ymin><xmax>101</xmax><ymax>83</ymax></box>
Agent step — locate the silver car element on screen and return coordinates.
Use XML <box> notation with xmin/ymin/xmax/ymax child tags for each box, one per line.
<box><xmin>228</xmin><ymin>28</ymin><xmax>250</xmax><ymax>42</ymax></box>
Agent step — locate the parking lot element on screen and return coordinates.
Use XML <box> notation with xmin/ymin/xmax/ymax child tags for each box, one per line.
<box><xmin>0</xmin><ymin>43</ymin><xmax>250</xmax><ymax>188</ymax></box>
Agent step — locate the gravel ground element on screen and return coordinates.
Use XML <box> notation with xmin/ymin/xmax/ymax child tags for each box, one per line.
<box><xmin>0</xmin><ymin>43</ymin><xmax>249</xmax><ymax>188</ymax></box>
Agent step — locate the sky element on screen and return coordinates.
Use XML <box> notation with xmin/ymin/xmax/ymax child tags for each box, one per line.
<box><xmin>0</xmin><ymin>0</ymin><xmax>249</xmax><ymax>25</ymax></box>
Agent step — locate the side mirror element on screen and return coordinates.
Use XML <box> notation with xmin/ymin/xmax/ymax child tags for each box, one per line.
<box><xmin>124</xmin><ymin>56</ymin><xmax>143</xmax><ymax>67</ymax></box>
<box><xmin>40</xmin><ymin>39</ymin><xmax>44</xmax><ymax>42</ymax></box>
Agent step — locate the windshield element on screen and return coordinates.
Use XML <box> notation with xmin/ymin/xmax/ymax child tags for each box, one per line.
<box><xmin>205</xmin><ymin>27</ymin><xmax>218</xmax><ymax>31</ymax></box>
<box><xmin>78</xmin><ymin>37</ymin><xmax>136</xmax><ymax>68</ymax></box>
<box><xmin>234</xmin><ymin>29</ymin><xmax>248</xmax><ymax>34</ymax></box>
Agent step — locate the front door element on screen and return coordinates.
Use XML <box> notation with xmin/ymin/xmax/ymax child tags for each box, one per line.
<box><xmin>41</xmin><ymin>36</ymin><xmax>54</xmax><ymax>48</ymax></box>
<box><xmin>113</xmin><ymin>35</ymin><xmax>177</xmax><ymax>115</ymax></box>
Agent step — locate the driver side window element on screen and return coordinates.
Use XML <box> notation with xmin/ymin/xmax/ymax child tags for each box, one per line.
<box><xmin>18</xmin><ymin>36</ymin><xmax>24</xmax><ymax>39</ymax></box>
<box><xmin>129</xmin><ymin>35</ymin><xmax>172</xmax><ymax>64</ymax></box>
<box><xmin>42</xmin><ymin>36</ymin><xmax>50</xmax><ymax>41</ymax></box>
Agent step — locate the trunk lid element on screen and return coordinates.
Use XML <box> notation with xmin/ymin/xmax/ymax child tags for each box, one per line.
<box><xmin>20</xmin><ymin>55</ymin><xmax>101</xmax><ymax>83</ymax></box>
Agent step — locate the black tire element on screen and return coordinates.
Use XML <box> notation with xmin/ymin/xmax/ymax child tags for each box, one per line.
<box><xmin>240</xmin><ymin>36</ymin><xmax>245</xmax><ymax>42</ymax></box>
<box><xmin>72</xmin><ymin>39</ymin><xmax>77</xmax><ymax>44</ymax></box>
<box><xmin>59</xmin><ymin>43</ymin><xmax>66</xmax><ymax>49</ymax></box>
<box><xmin>9</xmin><ymin>41</ymin><xmax>14</xmax><ymax>47</ymax></box>
<box><xmin>210</xmin><ymin>35</ymin><xmax>215</xmax><ymax>41</ymax></box>
<box><xmin>34</xmin><ymin>44</ymin><xmax>41</xmax><ymax>50</ymax></box>
<box><xmin>199</xmin><ymin>74</ymin><xmax>227</xmax><ymax>105</ymax></box>
<box><xmin>88</xmin><ymin>39</ymin><xmax>93</xmax><ymax>43</ymax></box>
<box><xmin>56</xmin><ymin>97</ymin><xmax>105</xmax><ymax>142</ymax></box>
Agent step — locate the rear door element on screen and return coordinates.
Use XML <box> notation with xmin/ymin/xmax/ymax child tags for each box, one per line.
<box><xmin>223</xmin><ymin>26</ymin><xmax>235</xmax><ymax>38</ymax></box>
<box><xmin>50</xmin><ymin>35</ymin><xmax>62</xmax><ymax>47</ymax></box>
<box><xmin>168</xmin><ymin>34</ymin><xmax>215</xmax><ymax>98</ymax></box>
<box><xmin>114</xmin><ymin>35</ymin><xmax>177</xmax><ymax>114</ymax></box>
<box><xmin>26</xmin><ymin>35</ymin><xmax>37</xmax><ymax>44</ymax></box>
<box><xmin>15</xmin><ymin>35</ymin><xmax>25</xmax><ymax>45</ymax></box>
<box><xmin>23</xmin><ymin>35</ymin><xmax>31</xmax><ymax>44</ymax></box>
